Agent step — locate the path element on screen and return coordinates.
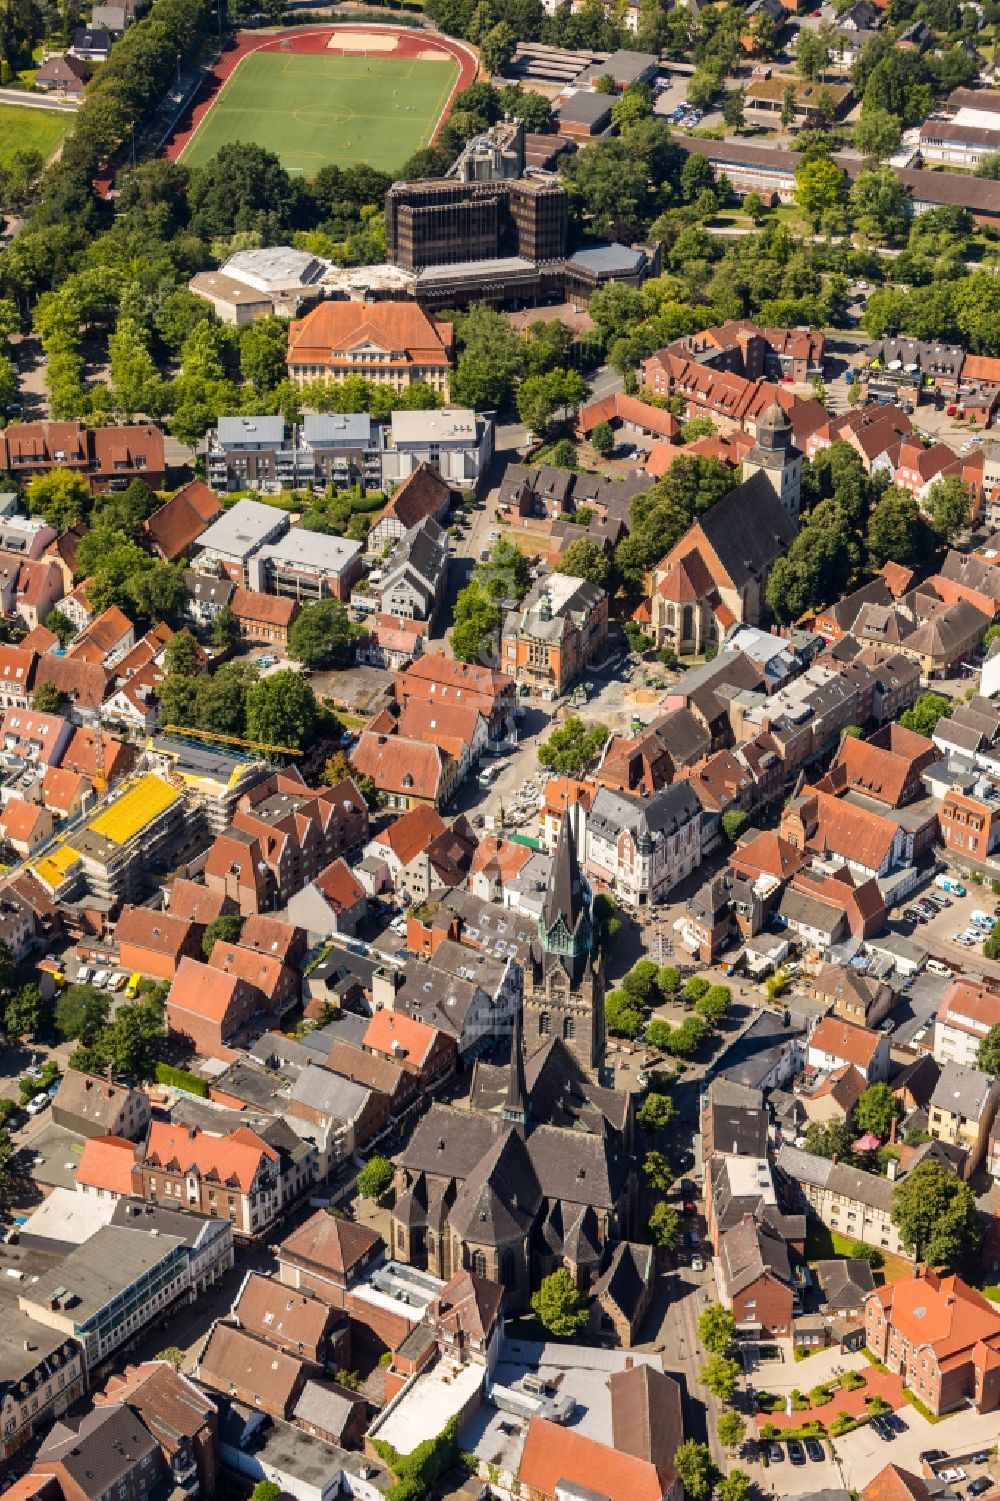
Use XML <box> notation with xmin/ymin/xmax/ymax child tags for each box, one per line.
<box><xmin>755</xmin><ymin>1365</ymin><xmax>907</xmax><ymax>1431</ymax></box>
<box><xmin>0</xmin><ymin>87</ymin><xmax>78</xmax><ymax>112</ymax></box>
<box><xmin>161</xmin><ymin>23</ymin><xmax>477</xmax><ymax>165</ymax></box>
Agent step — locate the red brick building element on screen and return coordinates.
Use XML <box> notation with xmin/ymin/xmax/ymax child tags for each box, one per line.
<box><xmin>137</xmin><ymin>1121</ymin><xmax>281</xmax><ymax>1239</ymax></box>
<box><xmin>864</xmin><ymin>1269</ymin><xmax>1000</xmax><ymax>1415</ymax></box>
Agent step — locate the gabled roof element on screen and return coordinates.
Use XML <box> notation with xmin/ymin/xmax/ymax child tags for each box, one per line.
<box><xmin>115</xmin><ymin>904</ymin><xmax>194</xmax><ymax>959</ymax></box>
<box><xmin>277</xmin><ymin>1207</ymin><xmax>382</xmax><ymax>1277</ymax></box>
<box><xmin>233</xmin><ymin>1271</ymin><xmax>334</xmax><ymax>1351</ymax></box>
<box><xmin>862</xmin><ymin>1466</ymin><xmax>934</xmax><ymax>1501</ymax></box>
<box><xmin>810</xmin><ymin>1015</ymin><xmax>883</xmax><ymax>1069</ymax></box>
<box><xmin>75</xmin><ymin>1135</ymin><xmax>138</xmax><ymax>1195</ymax></box>
<box><xmin>519</xmin><ymin>1416</ymin><xmax>664</xmax><ymax>1501</ymax></box>
<box><xmin>143</xmin><ymin>1121</ymin><xmax>276</xmax><ymax>1192</ymax></box>
<box><xmin>372</xmin><ymin>803</ymin><xmax>446</xmax><ymax>864</ymax></box>
<box><xmin>376</xmin><ymin>464</ymin><xmax>450</xmax><ymax>529</ymax></box>
<box><xmin>144</xmin><ymin>481</ymin><xmax>222</xmax><ymax>561</ymax></box>
<box><xmin>364</xmin><ymin>1008</ymin><xmax>439</xmax><ymax>1066</ymax></box>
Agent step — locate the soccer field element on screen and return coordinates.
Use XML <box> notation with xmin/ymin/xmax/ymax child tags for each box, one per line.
<box><xmin>180</xmin><ymin>51</ymin><xmax>460</xmax><ymax>176</ymax></box>
<box><xmin>0</xmin><ymin>103</ymin><xmax>70</xmax><ymax>167</ymax></box>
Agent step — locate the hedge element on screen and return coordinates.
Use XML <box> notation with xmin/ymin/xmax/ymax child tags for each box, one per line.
<box><xmin>154</xmin><ymin>1062</ymin><xmax>209</xmax><ymax>1097</ymax></box>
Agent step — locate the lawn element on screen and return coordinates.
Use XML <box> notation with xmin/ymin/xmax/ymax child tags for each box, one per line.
<box><xmin>0</xmin><ymin>102</ymin><xmax>70</xmax><ymax>167</ymax></box>
<box><xmin>180</xmin><ymin>51</ymin><xmax>459</xmax><ymax>175</ymax></box>
<box><xmin>805</xmin><ymin>1222</ymin><xmax>911</xmax><ymax>1285</ymax></box>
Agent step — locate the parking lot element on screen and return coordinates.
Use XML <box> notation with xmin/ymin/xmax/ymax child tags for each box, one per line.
<box><xmin>836</xmin><ymin>1404</ymin><xmax>1000</xmax><ymax>1492</ymax></box>
<box><xmin>888</xmin><ymin>880</ymin><xmax>1000</xmax><ymax>986</ymax></box>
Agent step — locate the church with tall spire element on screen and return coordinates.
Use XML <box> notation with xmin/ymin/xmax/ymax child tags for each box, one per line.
<box><xmin>523</xmin><ymin>808</ymin><xmax>605</xmax><ymax>1076</ymax></box>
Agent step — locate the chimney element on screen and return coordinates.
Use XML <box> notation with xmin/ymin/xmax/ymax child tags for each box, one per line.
<box><xmin>624</xmin><ymin>1357</ymin><xmax>634</xmax><ymax>1371</ymax></box>
<box><xmin>889</xmin><ymin>1115</ymin><xmax>897</xmax><ymax>1145</ymax></box>
<box><xmin>886</xmin><ymin>1156</ymin><xmax>898</xmax><ymax>1181</ymax></box>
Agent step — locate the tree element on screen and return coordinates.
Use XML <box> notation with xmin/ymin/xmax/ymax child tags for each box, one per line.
<box><xmin>357</xmin><ymin>1155</ymin><xmax>393</xmax><ymax>1201</ymax></box>
<box><xmin>977</xmin><ymin>1023</ymin><xmax>1000</xmax><ymax>1077</ymax></box>
<box><xmin>695</xmin><ymin>985</ymin><xmax>731</xmax><ymax>1026</ymax></box>
<box><xmin>658</xmin><ymin>965</ymin><xmax>681</xmax><ymax>997</ymax></box>
<box><xmin>531</xmin><ymin>1267</ymin><xmax>588</xmax><ymax>1337</ymax></box>
<box><xmin>643</xmin><ymin>1149</ymin><xmax>674</xmax><ymax>1192</ymax></box>
<box><xmin>722</xmin><ymin>88</ymin><xmax>745</xmax><ymax>130</ymax></box>
<box><xmin>684</xmin><ymin>976</ymin><xmax>710</xmax><ymax>1004</ymax></box>
<box><xmin>559</xmin><ymin>538</ymin><xmax>610</xmax><ymax>590</ymax></box>
<box><xmin>891</xmin><ymin>1158</ymin><xmax>983</xmax><ymax>1267</ymax></box>
<box><xmin>212</xmin><ymin>604</ymin><xmax>239</xmax><ymax>651</ymax></box>
<box><xmin>849</xmin><ymin>165</ymin><xmax>911</xmax><ymax>244</ymax></box>
<box><xmin>156</xmin><ymin>1347</ymin><xmax>185</xmax><ymax>1371</ymax></box>
<box><xmin>780</xmin><ymin>82</ymin><xmax>797</xmax><ymax>129</ymax></box>
<box><xmin>605</xmin><ymin>989</ymin><xmax>645</xmax><ymax>1039</ymax></box>
<box><xmin>5</xmin><ymin>984</ymin><xmax>43</xmax><ymax>1040</ymax></box>
<box><xmin>645</xmin><ymin>1019</ymin><xmax>672</xmax><ymax>1049</ymax></box>
<box><xmin>647</xmin><ymin>1200</ymin><xmax>681</xmax><ymax>1249</ymax></box>
<box><xmin>289</xmin><ymin>600</ymin><xmax>355</xmax><ymax>668</ymax></box>
<box><xmin>636</xmin><ymin>1091</ymin><xmax>676</xmax><ymax>1131</ymax></box>
<box><xmin>612</xmin><ymin>82</ymin><xmax>654</xmax><ymax>131</ymax></box>
<box><xmin>855</xmin><ymin>107</ymin><xmax>902</xmax><ymax>161</ymax></box>
<box><xmin>622</xmin><ymin>959</ymin><xmax>659</xmax><ymax>1003</ymax></box>
<box><xmin>43</xmin><ymin>609</ymin><xmax>76</xmax><ymax>647</ymax></box>
<box><xmin>866</xmin><ymin>487</ymin><xmax>930</xmax><ymax>568</ymax></box>
<box><xmin>720</xmin><ymin>809</ymin><xmax>749</xmax><ymax>843</ymax></box>
<box><xmin>717</xmin><ymin>1413</ymin><xmax>747</xmax><ymax>1452</ymax></box>
<box><xmin>590</xmin><ymin>420</ymin><xmax>614</xmax><ymax>458</ymax></box>
<box><xmin>451</xmin><ymin>304</ymin><xmax>524</xmax><ymax>410</ymax></box>
<box><xmin>32</xmin><ymin>680</ymin><xmax>63</xmax><ymax>713</ymax></box>
<box><xmin>719</xmin><ymin>1470</ymin><xmax>751</xmax><ymax>1501</ymax></box>
<box><xmin>795</xmin><ymin>155</ymin><xmax>844</xmax><ymax>231</ymax></box>
<box><xmin>674</xmin><ymin>1441</ymin><xmax>717</xmax><ymax>1501</ymax></box>
<box><xmin>103</xmin><ymin>998</ymin><xmax>164</xmax><ymax>1078</ymax></box>
<box><xmin>537</xmin><ymin>717</ymin><xmax>609</xmax><ymax>776</ymax></box>
<box><xmin>451</xmin><ymin>580</ymin><xmax>502</xmax><ymax>665</ymax></box>
<box><xmin>744</xmin><ymin>191</ymin><xmax>766</xmax><ymax>224</ymax></box>
<box><xmin>245</xmin><ymin>672</ymin><xmax>318</xmax><ymax>752</ymax></box>
<box><xmin>900</xmin><ymin>691</ymin><xmax>952</xmax><ymax>737</ymax></box>
<box><xmin>250</xmin><ymin>1484</ymin><xmax>282</xmax><ymax>1501</ymax></box>
<box><xmin>127</xmin><ymin>562</ymin><xmax>188</xmax><ymax>625</ymax></box>
<box><xmin>55</xmin><ymin>984</ymin><xmax>109</xmax><ymax>1044</ymax></box>
<box><xmin>480</xmin><ymin>20</ymin><xmax>515</xmax><ymax>74</ymax></box>
<box><xmin>27</xmin><ymin>468</ymin><xmax>90</xmax><ymax>530</ymax></box>
<box><xmin>804</xmin><ymin>1118</ymin><xmax>857</xmax><ymax>1165</ymax></box>
<box><xmin>700</xmin><ymin>1354</ymin><xmax>740</xmax><ymax>1401</ymax></box>
<box><xmin>163</xmin><ymin>631</ymin><xmax>199</xmax><ymax>678</ymax></box>
<box><xmin>201</xmin><ymin>913</ymin><xmax>244</xmax><ymax>960</ymax></box>
<box><xmin>797</xmin><ymin>27</ymin><xmax>831</xmax><ymax>80</ymax></box>
<box><xmin>928</xmin><ymin>473</ymin><xmax>972</xmax><ymax>542</ymax></box>
<box><xmin>854</xmin><ymin>1082</ymin><xmax>902</xmax><ymax>1141</ymax></box>
<box><xmin>699</xmin><ymin>1303</ymin><xmax>736</xmax><ymax>1354</ymax></box>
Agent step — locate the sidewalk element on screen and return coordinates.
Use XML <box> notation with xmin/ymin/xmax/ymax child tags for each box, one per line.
<box><xmin>755</xmin><ymin>1343</ymin><xmax>868</xmax><ymax>1393</ymax></box>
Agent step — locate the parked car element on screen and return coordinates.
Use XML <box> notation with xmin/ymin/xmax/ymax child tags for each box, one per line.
<box><xmin>967</xmin><ymin>1480</ymin><xmax>992</xmax><ymax>1496</ymax></box>
<box><xmin>884</xmin><ymin>1412</ymin><xmax>907</xmax><ymax>1434</ymax></box>
<box><xmin>691</xmin><ymin>1254</ymin><xmax>705</xmax><ymax>1271</ymax></box>
<box><xmin>26</xmin><ymin>1093</ymin><xmax>49</xmax><ymax>1116</ymax></box>
<box><xmin>76</xmin><ymin>965</ymin><xmax>92</xmax><ymax>984</ymax></box>
<box><xmin>91</xmin><ymin>969</ymin><xmax>110</xmax><ymax>989</ymax></box>
<box><xmin>938</xmin><ymin>1471</ymin><xmax>967</xmax><ymax>1484</ymax></box>
<box><xmin>926</xmin><ymin>959</ymin><xmax>952</xmax><ymax>976</ymax></box>
<box><xmin>969</xmin><ymin>1455</ymin><xmax>990</xmax><ymax>1467</ymax></box>
<box><xmin>768</xmin><ymin>1445</ymin><xmax>784</xmax><ymax>1463</ymax></box>
<box><xmin>919</xmin><ymin>1451</ymin><xmax>947</xmax><ymax>1465</ymax></box>
<box><xmin>787</xmin><ymin>1440</ymin><xmax>806</xmax><ymax>1467</ymax></box>
<box><xmin>804</xmin><ymin>1439</ymin><xmax>825</xmax><ymax>1463</ymax></box>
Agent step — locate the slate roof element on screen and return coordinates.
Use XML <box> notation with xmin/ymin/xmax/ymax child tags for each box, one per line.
<box><xmin>37</xmin><ymin>1406</ymin><xmax>159</xmax><ymax>1499</ymax></box>
<box><xmin>694</xmin><ymin>471</ymin><xmax>798</xmax><ymax>589</ymax></box>
<box><xmin>814</xmin><ymin>1257</ymin><xmax>876</xmax><ymax>1313</ymax></box>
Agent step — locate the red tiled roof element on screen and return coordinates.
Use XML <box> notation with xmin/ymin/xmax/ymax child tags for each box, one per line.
<box><xmin>353</xmin><ymin>731</ymin><xmax>448</xmax><ymax>803</ymax></box>
<box><xmin>364</xmin><ymin>1008</ymin><xmax>438</xmax><ymax>1066</ymax></box>
<box><xmin>377</xmin><ymin>464</ymin><xmax>450</xmax><ymax>528</ymax></box>
<box><xmin>287</xmin><ymin>299</ymin><xmax>453</xmax><ymax>370</ymax></box>
<box><xmin>144</xmin><ymin>1120</ymin><xmax>276</xmax><ymax>1191</ymax></box>
<box><xmin>145</xmin><ymin>481</ymin><xmax>222</xmax><ymax>561</ymax></box>
<box><xmin>372</xmin><ymin>804</ymin><xmax>446</xmax><ymax>864</ymax></box>
<box><xmin>810</xmin><ymin>1015</ymin><xmax>882</xmax><ymax>1069</ymax></box>
<box><xmin>116</xmin><ymin>904</ymin><xmax>194</xmax><ymax>959</ymax></box>
<box><xmin>519</xmin><ymin>1417</ymin><xmax>663</xmax><ymax>1501</ymax></box>
<box><xmin>230</xmin><ymin>588</ymin><xmax>299</xmax><ymax>628</ymax></box>
<box><xmin>313</xmin><ymin>857</ymin><xmax>365</xmax><ymax>913</ymax></box>
<box><xmin>76</xmin><ymin>1134</ymin><xmax>138</xmax><ymax>1195</ymax></box>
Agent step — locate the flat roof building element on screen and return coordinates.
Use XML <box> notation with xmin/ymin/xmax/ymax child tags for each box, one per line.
<box><xmin>193</xmin><ymin>497</ymin><xmax>289</xmax><ymax>580</ymax></box>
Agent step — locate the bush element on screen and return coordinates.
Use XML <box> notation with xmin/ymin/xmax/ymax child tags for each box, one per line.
<box><xmin>830</xmin><ymin>1410</ymin><xmax>858</xmax><ymax>1437</ymax></box>
<box><xmin>154</xmin><ymin>1062</ymin><xmax>209</xmax><ymax>1097</ymax></box>
<box><xmin>840</xmin><ymin>1370</ymin><xmax>866</xmax><ymax>1391</ymax></box>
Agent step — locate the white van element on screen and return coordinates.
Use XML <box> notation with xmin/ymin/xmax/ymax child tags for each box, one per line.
<box><xmin>92</xmin><ymin>969</ymin><xmax>110</xmax><ymax>989</ymax></box>
<box><xmin>926</xmin><ymin>958</ymin><xmax>952</xmax><ymax>976</ymax></box>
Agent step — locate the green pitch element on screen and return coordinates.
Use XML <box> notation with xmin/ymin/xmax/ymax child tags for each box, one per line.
<box><xmin>180</xmin><ymin>51</ymin><xmax>459</xmax><ymax>176</ymax></box>
<box><xmin>0</xmin><ymin>104</ymin><xmax>70</xmax><ymax>167</ymax></box>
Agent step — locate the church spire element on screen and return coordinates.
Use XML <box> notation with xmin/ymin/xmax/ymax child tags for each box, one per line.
<box><xmin>541</xmin><ymin>808</ymin><xmax>589</xmax><ymax>953</ymax></box>
<box><xmin>501</xmin><ymin>1004</ymin><xmax>528</xmax><ymax>1129</ymax></box>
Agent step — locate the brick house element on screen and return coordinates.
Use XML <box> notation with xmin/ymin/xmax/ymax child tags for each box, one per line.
<box><xmin>35</xmin><ymin>1405</ymin><xmax>166</xmax><ymax>1501</ymax></box>
<box><xmin>588</xmin><ymin>1241</ymin><xmax>655</xmax><ymax>1348</ymax></box>
<box><xmin>231</xmin><ymin>1270</ymin><xmax>346</xmax><ymax>1366</ymax></box>
<box><xmin>807</xmin><ymin>1015</ymin><xmax>892</xmax><ymax>1084</ymax></box>
<box><xmin>362</xmin><ymin>1009</ymin><xmax>457</xmax><ymax>1091</ymax></box>
<box><xmin>166</xmin><ymin>957</ymin><xmax>279</xmax><ymax>1055</ymax></box>
<box><xmin>286</xmin><ymin>300</ymin><xmax>453</xmax><ymax>399</ymax></box>
<box><xmin>276</xmin><ymin>1209</ymin><xmax>384</xmax><ymax>1309</ymax></box>
<box><xmin>714</xmin><ymin>1215</ymin><xmax>796</xmax><ymax>1338</ymax></box>
<box><xmin>95</xmin><ymin>1361</ymin><xmax>219</xmax><ymax>1499</ymax></box>
<box><xmin>500</xmin><ymin>572</ymin><xmax>609</xmax><ymax>697</ymax></box>
<box><xmin>229</xmin><ymin>587</ymin><xmax>299</xmax><ymax>646</ymax></box>
<box><xmin>116</xmin><ymin>903</ymin><xmax>202</xmax><ymax>979</ymax></box>
<box><xmin>864</xmin><ymin>1269</ymin><xmax>1000</xmax><ymax>1415</ymax></box>
<box><xmin>198</xmin><ymin>1323</ymin><xmax>307</xmax><ymax>1419</ymax></box>
<box><xmin>813</xmin><ymin>963</ymin><xmax>895</xmax><ymax>1030</ymax></box>
<box><xmin>137</xmin><ymin>1121</ymin><xmax>282</xmax><ymax>1239</ymax></box>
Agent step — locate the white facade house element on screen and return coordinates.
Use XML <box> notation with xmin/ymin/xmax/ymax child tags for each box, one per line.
<box><xmin>806</xmin><ymin>1016</ymin><xmax>891</xmax><ymax>1084</ymax></box>
<box><xmin>584</xmin><ymin>782</ymin><xmax>703</xmax><ymax>907</ymax></box>
<box><xmin>933</xmin><ymin>978</ymin><xmax>1000</xmax><ymax>1068</ymax></box>
<box><xmin>382</xmin><ymin>409</ymin><xmax>493</xmax><ymax>490</ymax></box>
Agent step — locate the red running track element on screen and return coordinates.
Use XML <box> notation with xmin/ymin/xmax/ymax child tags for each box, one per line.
<box><xmin>161</xmin><ymin>24</ymin><xmax>478</xmax><ymax>165</ymax></box>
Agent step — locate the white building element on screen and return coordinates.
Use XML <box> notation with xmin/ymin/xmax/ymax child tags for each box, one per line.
<box><xmin>382</xmin><ymin>408</ymin><xmax>493</xmax><ymax>490</ymax></box>
<box><xmin>933</xmin><ymin>977</ymin><xmax>1000</xmax><ymax>1067</ymax></box>
<box><xmin>584</xmin><ymin>781</ymin><xmax>703</xmax><ymax>907</ymax></box>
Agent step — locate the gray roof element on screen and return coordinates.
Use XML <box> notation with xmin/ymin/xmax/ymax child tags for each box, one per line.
<box><xmin>554</xmin><ymin>91</ymin><xmax>613</xmax><ymax>126</ymax></box>
<box><xmin>217</xmin><ymin>415</ymin><xmax>286</xmax><ymax>446</ymax></box>
<box><xmin>930</xmin><ymin>1061</ymin><xmax>996</xmax><ymax>1121</ymax></box>
<box><xmin>697</xmin><ymin>472</ymin><xmax>798</xmax><ymax>590</ymax></box>
<box><xmin>813</xmin><ymin>1257</ymin><xmax>876</xmax><ymax>1312</ymax></box>
<box><xmin>776</xmin><ymin>1142</ymin><xmax>833</xmax><ymax>1189</ymax></box>
<box><xmin>195</xmin><ymin>497</ymin><xmax>287</xmax><ymax>558</ymax></box>
<box><xmin>293</xmin><ymin>1378</ymin><xmax>362</xmax><ymax>1436</ymax></box>
<box><xmin>21</xmin><ymin>1225</ymin><xmax>186</xmax><ymax>1327</ymax></box>
<box><xmin>290</xmin><ymin>1064</ymin><xmax>370</xmax><ymax>1125</ymax></box>
<box><xmin>218</xmin><ymin>1402</ymin><xmax>391</xmax><ymax>1494</ymax></box>
<box><xmin>588</xmin><ymin>781</ymin><xmax>702</xmax><ymax>847</ymax></box>
<box><xmin>779</xmin><ymin>886</ymin><xmax>844</xmax><ymax>936</ymax></box>
<box><xmin>302</xmin><ymin>413</ymin><xmax>380</xmax><ymax>446</ymax></box>
<box><xmin>256</xmin><ymin>527</ymin><xmax>362</xmax><ymax>573</ymax></box>
<box><xmin>714</xmin><ymin>1010</ymin><xmax>801</xmax><ymax>1090</ymax></box>
<box><xmin>776</xmin><ymin>1144</ymin><xmax>894</xmax><ymax>1213</ymax></box>
<box><xmin>708</xmin><ymin>1100</ymin><xmax>769</xmax><ymax>1157</ymax></box>
<box><xmin>110</xmin><ymin>1198</ymin><xmax>219</xmax><ymax>1248</ymax></box>
<box><xmin>567</xmin><ymin>243</ymin><xmax>645</xmax><ymax>275</ymax></box>
<box><xmin>39</xmin><ymin>1405</ymin><xmax>160</xmax><ymax>1498</ymax></box>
